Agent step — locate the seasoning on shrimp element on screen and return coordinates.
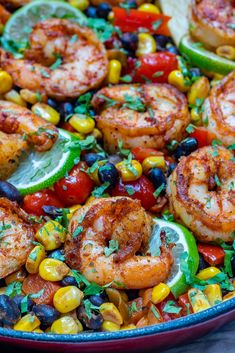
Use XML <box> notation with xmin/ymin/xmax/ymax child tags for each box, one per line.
<box><xmin>65</xmin><ymin>196</ymin><xmax>173</xmax><ymax>289</ymax></box>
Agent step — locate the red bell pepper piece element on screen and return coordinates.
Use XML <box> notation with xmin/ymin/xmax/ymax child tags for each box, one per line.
<box><xmin>178</xmin><ymin>293</ymin><xmax>193</xmax><ymax>316</ymax></box>
<box><xmin>113</xmin><ymin>8</ymin><xmax>171</xmax><ymax>35</ymax></box>
<box><xmin>198</xmin><ymin>243</ymin><xmax>225</xmax><ymax>266</ymax></box>
<box><xmin>189</xmin><ymin>127</ymin><xmax>216</xmax><ymax>148</ymax></box>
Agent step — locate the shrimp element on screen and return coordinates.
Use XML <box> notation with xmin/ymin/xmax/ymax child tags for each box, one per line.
<box><xmin>167</xmin><ymin>146</ymin><xmax>235</xmax><ymax>243</ymax></box>
<box><xmin>0</xmin><ymin>19</ymin><xmax>108</xmax><ymax>100</ymax></box>
<box><xmin>202</xmin><ymin>71</ymin><xmax>235</xmax><ymax>146</ymax></box>
<box><xmin>64</xmin><ymin>196</ymin><xmax>173</xmax><ymax>289</ymax></box>
<box><xmin>0</xmin><ymin>198</ymin><xmax>34</xmax><ymax>278</ymax></box>
<box><xmin>0</xmin><ymin>100</ymin><xmax>58</xmax><ymax>152</ymax></box>
<box><xmin>92</xmin><ymin>84</ymin><xmax>190</xmax><ymax>153</ymax></box>
<box><xmin>189</xmin><ymin>0</ymin><xmax>235</xmax><ymax>49</ymax></box>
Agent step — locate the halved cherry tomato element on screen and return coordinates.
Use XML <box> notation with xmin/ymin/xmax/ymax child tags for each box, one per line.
<box><xmin>178</xmin><ymin>293</ymin><xmax>193</xmax><ymax>316</ymax></box>
<box><xmin>113</xmin><ymin>8</ymin><xmax>170</xmax><ymax>35</ymax></box>
<box><xmin>131</xmin><ymin>147</ymin><xmax>163</xmax><ymax>163</ymax></box>
<box><xmin>129</xmin><ymin>53</ymin><xmax>178</xmax><ymax>84</ymax></box>
<box><xmin>189</xmin><ymin>127</ymin><xmax>215</xmax><ymax>148</ymax></box>
<box><xmin>197</xmin><ymin>243</ymin><xmax>225</xmax><ymax>266</ymax></box>
<box><xmin>112</xmin><ymin>175</ymin><xmax>156</xmax><ymax>210</ymax></box>
<box><xmin>23</xmin><ymin>189</ymin><xmax>64</xmax><ymax>216</ymax></box>
<box><xmin>22</xmin><ymin>274</ymin><xmax>61</xmax><ymax>305</ymax></box>
<box><xmin>54</xmin><ymin>162</ymin><xmax>94</xmax><ymax>206</ymax></box>
<box><xmin>128</xmin><ymin>297</ymin><xmax>148</xmax><ymax>324</ymax></box>
<box><xmin>156</xmin><ymin>294</ymin><xmax>182</xmax><ymax>322</ymax></box>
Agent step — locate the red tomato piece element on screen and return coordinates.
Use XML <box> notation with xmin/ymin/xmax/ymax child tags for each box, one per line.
<box><xmin>54</xmin><ymin>162</ymin><xmax>94</xmax><ymax>206</ymax></box>
<box><xmin>131</xmin><ymin>147</ymin><xmax>163</xmax><ymax>163</ymax></box>
<box><xmin>59</xmin><ymin>121</ymin><xmax>76</xmax><ymax>133</ymax></box>
<box><xmin>156</xmin><ymin>294</ymin><xmax>182</xmax><ymax>322</ymax></box>
<box><xmin>189</xmin><ymin>127</ymin><xmax>216</xmax><ymax>148</ymax></box>
<box><xmin>178</xmin><ymin>293</ymin><xmax>193</xmax><ymax>316</ymax></box>
<box><xmin>113</xmin><ymin>8</ymin><xmax>171</xmax><ymax>35</ymax></box>
<box><xmin>23</xmin><ymin>189</ymin><xmax>64</xmax><ymax>216</ymax></box>
<box><xmin>112</xmin><ymin>175</ymin><xmax>156</xmax><ymax>210</ymax></box>
<box><xmin>197</xmin><ymin>243</ymin><xmax>225</xmax><ymax>266</ymax></box>
<box><xmin>132</xmin><ymin>53</ymin><xmax>178</xmax><ymax>83</ymax></box>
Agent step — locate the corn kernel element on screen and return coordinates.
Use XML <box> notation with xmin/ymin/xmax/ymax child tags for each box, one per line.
<box><xmin>142</xmin><ymin>156</ymin><xmax>166</xmax><ymax>174</ymax></box>
<box><xmin>136</xmin><ymin>33</ymin><xmax>157</xmax><ymax>57</ymax></box>
<box><xmin>0</xmin><ymin>71</ymin><xmax>13</xmax><ymax>94</ymax></box>
<box><xmin>20</xmin><ymin>89</ymin><xmax>44</xmax><ymax>104</ymax></box>
<box><xmin>67</xmin><ymin>204</ymin><xmax>81</xmax><ymax>220</ymax></box>
<box><xmin>85</xmin><ymin>195</ymin><xmax>95</xmax><ymax>205</ymax></box>
<box><xmin>120</xmin><ymin>324</ymin><xmax>136</xmax><ymax>330</ymax></box>
<box><xmin>107</xmin><ymin>59</ymin><xmax>122</xmax><ymax>84</ymax></box>
<box><xmin>75</xmin><ymin>319</ymin><xmax>83</xmax><ymax>332</ymax></box>
<box><xmin>0</xmin><ymin>287</ymin><xmax>6</xmax><ymax>295</ymax></box>
<box><xmin>216</xmin><ymin>45</ymin><xmax>235</xmax><ymax>61</ymax></box>
<box><xmin>151</xmin><ymin>283</ymin><xmax>170</xmax><ymax>304</ymax></box>
<box><xmin>101</xmin><ymin>320</ymin><xmax>120</xmax><ymax>332</ymax></box>
<box><xmin>5</xmin><ymin>268</ymin><xmax>26</xmax><ymax>285</ymax></box>
<box><xmin>116</xmin><ymin>159</ymin><xmax>142</xmax><ymax>182</ymax></box>
<box><xmin>168</xmin><ymin>70</ymin><xmax>190</xmax><ymax>93</ymax></box>
<box><xmin>51</xmin><ymin>316</ymin><xmax>81</xmax><ymax>334</ymax></box>
<box><xmin>138</xmin><ymin>3</ymin><xmax>160</xmax><ymax>14</ymax></box>
<box><xmin>32</xmin><ymin>103</ymin><xmax>60</xmax><ymax>125</ymax></box>
<box><xmin>14</xmin><ymin>314</ymin><xmax>40</xmax><ymax>332</ymax></box>
<box><xmin>204</xmin><ymin>284</ymin><xmax>222</xmax><ymax>306</ymax></box>
<box><xmin>108</xmin><ymin>11</ymin><xmax>114</xmax><ymax>22</ymax></box>
<box><xmin>35</xmin><ymin>220</ymin><xmax>66</xmax><ymax>251</ymax></box>
<box><xmin>68</xmin><ymin>0</ymin><xmax>89</xmax><ymax>11</ymax></box>
<box><xmin>72</xmin><ymin>132</ymin><xmax>85</xmax><ymax>140</ymax></box>
<box><xmin>53</xmin><ymin>286</ymin><xmax>84</xmax><ymax>313</ymax></box>
<box><xmin>223</xmin><ymin>291</ymin><xmax>235</xmax><ymax>301</ymax></box>
<box><xmin>188</xmin><ymin>288</ymin><xmax>211</xmax><ymax>313</ymax></box>
<box><xmin>91</xmin><ymin>127</ymin><xmax>102</xmax><ymax>140</ymax></box>
<box><xmin>187</xmin><ymin>76</ymin><xmax>210</xmax><ymax>106</ymax></box>
<box><xmin>39</xmin><ymin>258</ymin><xmax>69</xmax><ymax>281</ymax></box>
<box><xmin>4</xmin><ymin>89</ymin><xmax>27</xmax><ymax>106</ymax></box>
<box><xmin>190</xmin><ymin>108</ymin><xmax>202</xmax><ymax>126</ymax></box>
<box><xmin>99</xmin><ymin>302</ymin><xmax>123</xmax><ymax>325</ymax></box>
<box><xmin>33</xmin><ymin>329</ymin><xmax>43</xmax><ymax>333</ymax></box>
<box><xmin>69</xmin><ymin>114</ymin><xmax>95</xmax><ymax>134</ymax></box>
<box><xmin>196</xmin><ymin>267</ymin><xmax>221</xmax><ymax>280</ymax></box>
<box><xmin>26</xmin><ymin>245</ymin><xmax>46</xmax><ymax>274</ymax></box>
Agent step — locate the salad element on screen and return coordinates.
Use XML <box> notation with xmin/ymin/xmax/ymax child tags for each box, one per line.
<box><xmin>0</xmin><ymin>0</ymin><xmax>234</xmax><ymax>336</ymax></box>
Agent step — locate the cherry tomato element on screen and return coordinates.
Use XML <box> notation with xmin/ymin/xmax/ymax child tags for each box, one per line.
<box><xmin>197</xmin><ymin>243</ymin><xmax>225</xmax><ymax>266</ymax></box>
<box><xmin>59</xmin><ymin>122</ymin><xmax>76</xmax><ymax>133</ymax></box>
<box><xmin>113</xmin><ymin>8</ymin><xmax>170</xmax><ymax>35</ymax></box>
<box><xmin>54</xmin><ymin>162</ymin><xmax>94</xmax><ymax>206</ymax></box>
<box><xmin>131</xmin><ymin>53</ymin><xmax>178</xmax><ymax>84</ymax></box>
<box><xmin>112</xmin><ymin>175</ymin><xmax>156</xmax><ymax>210</ymax></box>
<box><xmin>178</xmin><ymin>293</ymin><xmax>193</xmax><ymax>316</ymax></box>
<box><xmin>156</xmin><ymin>294</ymin><xmax>182</xmax><ymax>322</ymax></box>
<box><xmin>23</xmin><ymin>189</ymin><xmax>64</xmax><ymax>216</ymax></box>
<box><xmin>189</xmin><ymin>127</ymin><xmax>215</xmax><ymax>148</ymax></box>
<box><xmin>131</xmin><ymin>147</ymin><xmax>163</xmax><ymax>163</ymax></box>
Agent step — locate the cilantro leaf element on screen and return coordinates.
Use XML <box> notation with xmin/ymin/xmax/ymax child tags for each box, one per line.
<box><xmin>104</xmin><ymin>239</ymin><xmax>119</xmax><ymax>257</ymax></box>
<box><xmin>163</xmin><ymin>300</ymin><xmax>182</xmax><ymax>314</ymax></box>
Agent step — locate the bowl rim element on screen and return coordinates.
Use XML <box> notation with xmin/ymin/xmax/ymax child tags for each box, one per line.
<box><xmin>1</xmin><ymin>297</ymin><xmax>235</xmax><ymax>343</ymax></box>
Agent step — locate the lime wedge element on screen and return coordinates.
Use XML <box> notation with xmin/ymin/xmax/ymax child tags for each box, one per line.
<box><xmin>149</xmin><ymin>218</ymin><xmax>199</xmax><ymax>298</ymax></box>
<box><xmin>8</xmin><ymin>129</ymin><xmax>80</xmax><ymax>195</ymax></box>
<box><xmin>3</xmin><ymin>0</ymin><xmax>87</xmax><ymax>44</ymax></box>
<box><xmin>179</xmin><ymin>35</ymin><xmax>235</xmax><ymax>75</ymax></box>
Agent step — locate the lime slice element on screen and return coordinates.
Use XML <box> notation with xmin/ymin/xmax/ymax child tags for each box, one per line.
<box><xmin>149</xmin><ymin>218</ymin><xmax>199</xmax><ymax>298</ymax></box>
<box><xmin>3</xmin><ymin>0</ymin><xmax>87</xmax><ymax>44</ymax></box>
<box><xmin>8</xmin><ymin>129</ymin><xmax>80</xmax><ymax>195</ymax></box>
<box><xmin>179</xmin><ymin>35</ymin><xmax>235</xmax><ymax>75</ymax></box>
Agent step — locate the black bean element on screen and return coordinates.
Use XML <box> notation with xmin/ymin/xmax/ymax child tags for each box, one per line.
<box><xmin>127</xmin><ymin>289</ymin><xmax>139</xmax><ymax>301</ymax></box>
<box><xmin>89</xmin><ymin>295</ymin><xmax>106</xmax><ymax>307</ymax></box>
<box><xmin>121</xmin><ymin>33</ymin><xmax>138</xmax><ymax>52</ymax></box>
<box><xmin>189</xmin><ymin>68</ymin><xmax>202</xmax><ymax>78</ymax></box>
<box><xmin>32</xmin><ymin>304</ymin><xmax>60</xmax><ymax>327</ymax></box>
<box><xmin>98</xmin><ymin>162</ymin><xmax>119</xmax><ymax>188</ymax></box>
<box><xmin>197</xmin><ymin>254</ymin><xmax>209</xmax><ymax>272</ymax></box>
<box><xmin>59</xmin><ymin>102</ymin><xmax>74</xmax><ymax>120</ymax></box>
<box><xmin>166</xmin><ymin>45</ymin><xmax>180</xmax><ymax>55</ymax></box>
<box><xmin>47</xmin><ymin>98</ymin><xmax>58</xmax><ymax>110</ymax></box>
<box><xmin>154</xmin><ymin>34</ymin><xmax>169</xmax><ymax>49</ymax></box>
<box><xmin>12</xmin><ymin>295</ymin><xmax>34</xmax><ymax>313</ymax></box>
<box><xmin>83</xmin><ymin>153</ymin><xmax>106</xmax><ymax>167</ymax></box>
<box><xmin>85</xmin><ymin>6</ymin><xmax>98</xmax><ymax>18</ymax></box>
<box><xmin>42</xmin><ymin>205</ymin><xmax>62</xmax><ymax>219</ymax></box>
<box><xmin>167</xmin><ymin>163</ymin><xmax>177</xmax><ymax>176</ymax></box>
<box><xmin>0</xmin><ymin>181</ymin><xmax>23</xmax><ymax>204</ymax></box>
<box><xmin>149</xmin><ymin>168</ymin><xmax>167</xmax><ymax>193</ymax></box>
<box><xmin>0</xmin><ymin>295</ymin><xmax>21</xmax><ymax>326</ymax></box>
<box><xmin>173</xmin><ymin>138</ymin><xmax>198</xmax><ymax>160</ymax></box>
<box><xmin>97</xmin><ymin>3</ymin><xmax>112</xmax><ymax>19</ymax></box>
<box><xmin>77</xmin><ymin>304</ymin><xmax>103</xmax><ymax>330</ymax></box>
<box><xmin>61</xmin><ymin>276</ymin><xmax>78</xmax><ymax>287</ymax></box>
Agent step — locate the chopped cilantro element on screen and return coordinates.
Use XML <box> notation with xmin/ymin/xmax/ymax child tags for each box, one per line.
<box><xmin>50</xmin><ymin>54</ymin><xmax>62</xmax><ymax>70</ymax></box>
<box><xmin>5</xmin><ymin>281</ymin><xmax>22</xmax><ymax>297</ymax></box>
<box><xmin>123</xmin><ymin>94</ymin><xmax>146</xmax><ymax>112</ymax></box>
<box><xmin>163</xmin><ymin>300</ymin><xmax>182</xmax><ymax>314</ymax></box>
<box><xmin>214</xmin><ymin>174</ymin><xmax>221</xmax><ymax>187</ymax></box>
<box><xmin>92</xmin><ymin>182</ymin><xmax>110</xmax><ymax>198</ymax></box>
<box><xmin>152</xmin><ymin>71</ymin><xmax>164</xmax><ymax>78</ymax></box>
<box><xmin>224</xmin><ymin>250</ymin><xmax>234</xmax><ymax>277</ymax></box>
<box><xmin>118</xmin><ymin>139</ymin><xmax>131</xmax><ymax>157</ymax></box>
<box><xmin>152</xmin><ymin>19</ymin><xmax>163</xmax><ymax>30</ymax></box>
<box><xmin>104</xmin><ymin>239</ymin><xmax>119</xmax><ymax>257</ymax></box>
<box><xmin>125</xmin><ymin>185</ymin><xmax>135</xmax><ymax>196</ymax></box>
<box><xmin>72</xmin><ymin>226</ymin><xmax>84</xmax><ymax>238</ymax></box>
<box><xmin>186</xmin><ymin>123</ymin><xmax>195</xmax><ymax>134</ymax></box>
<box><xmin>151</xmin><ymin>305</ymin><xmax>161</xmax><ymax>320</ymax></box>
<box><xmin>83</xmin><ymin>299</ymin><xmax>100</xmax><ymax>319</ymax></box>
<box><xmin>120</xmin><ymin>75</ymin><xmax>132</xmax><ymax>83</ymax></box>
<box><xmin>128</xmin><ymin>301</ymin><xmax>138</xmax><ymax>316</ymax></box>
<box><xmin>123</xmin><ymin>153</ymin><xmax>138</xmax><ymax>177</ymax></box>
<box><xmin>71</xmin><ymin>269</ymin><xmax>90</xmax><ymax>287</ymax></box>
<box><xmin>74</xmin><ymin>92</ymin><xmax>93</xmax><ymax>115</ymax></box>
<box><xmin>153</xmin><ymin>183</ymin><xmax>165</xmax><ymax>198</ymax></box>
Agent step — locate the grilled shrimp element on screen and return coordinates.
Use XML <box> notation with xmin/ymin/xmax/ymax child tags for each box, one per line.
<box><xmin>167</xmin><ymin>146</ymin><xmax>235</xmax><ymax>243</ymax></box>
<box><xmin>203</xmin><ymin>71</ymin><xmax>235</xmax><ymax>146</ymax></box>
<box><xmin>92</xmin><ymin>84</ymin><xmax>190</xmax><ymax>153</ymax></box>
<box><xmin>189</xmin><ymin>0</ymin><xmax>235</xmax><ymax>49</ymax></box>
<box><xmin>0</xmin><ymin>19</ymin><xmax>108</xmax><ymax>99</ymax></box>
<box><xmin>65</xmin><ymin>197</ymin><xmax>173</xmax><ymax>289</ymax></box>
<box><xmin>0</xmin><ymin>198</ymin><xmax>34</xmax><ymax>278</ymax></box>
<box><xmin>0</xmin><ymin>100</ymin><xmax>58</xmax><ymax>152</ymax></box>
